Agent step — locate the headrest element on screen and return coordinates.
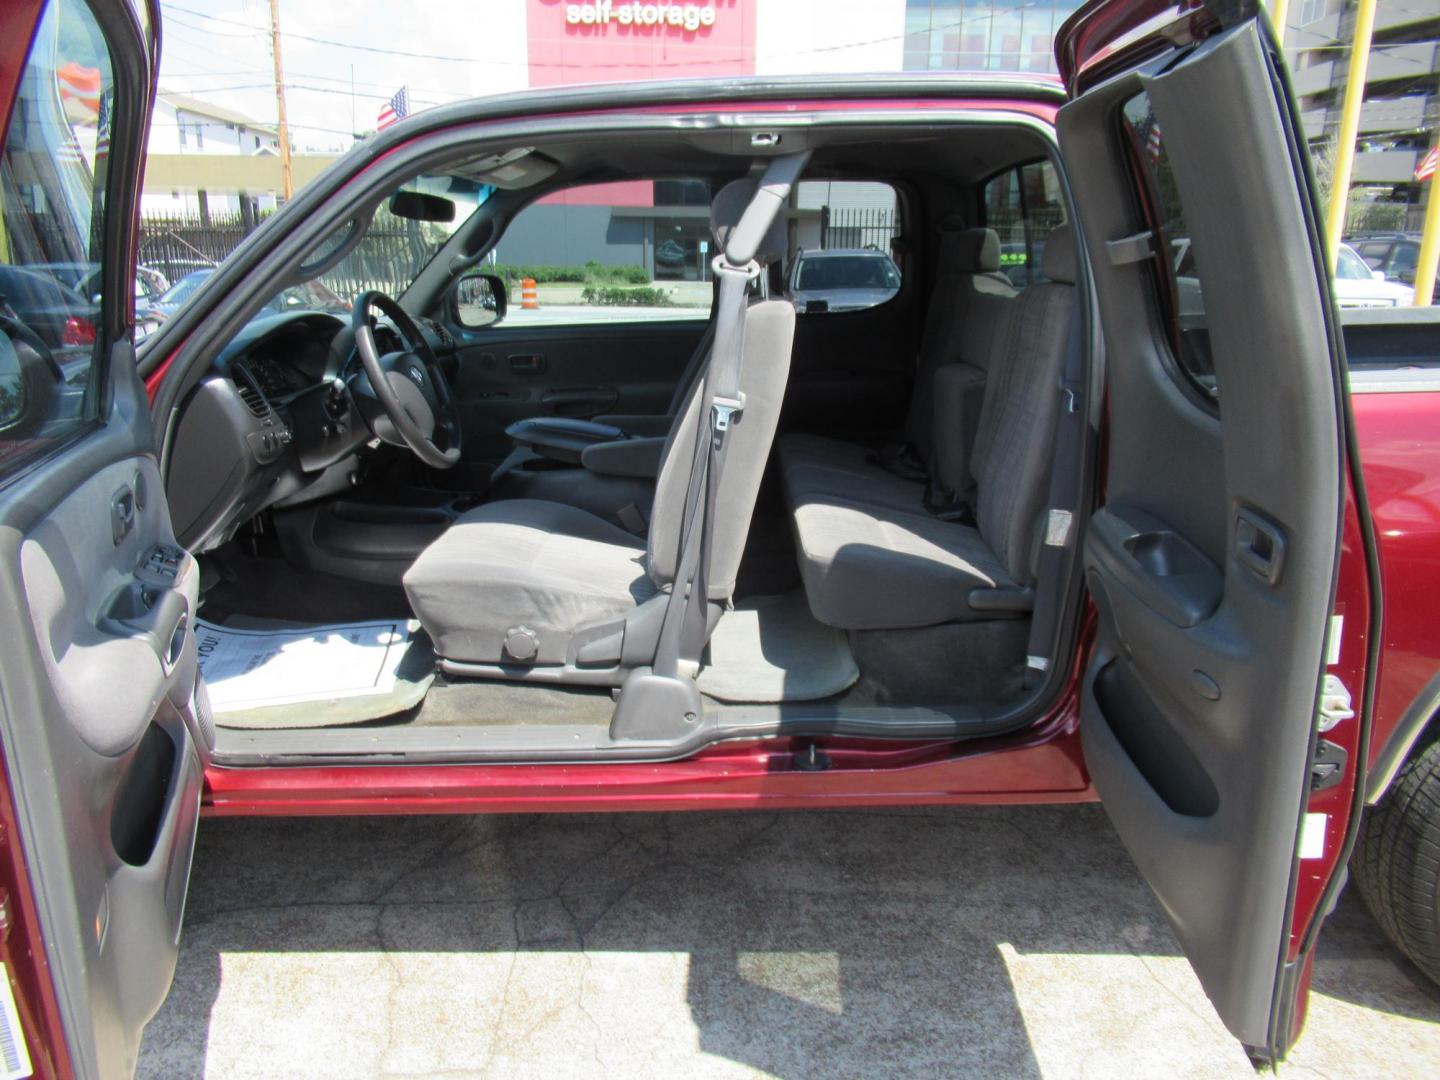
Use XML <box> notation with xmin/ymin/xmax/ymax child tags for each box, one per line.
<box><xmin>711</xmin><ymin>179</ymin><xmax>787</xmax><ymax>266</ymax></box>
<box><xmin>1041</xmin><ymin>224</ymin><xmax>1076</xmax><ymax>285</ymax></box>
<box><xmin>939</xmin><ymin>227</ymin><xmax>1001</xmax><ymax>275</ymax></box>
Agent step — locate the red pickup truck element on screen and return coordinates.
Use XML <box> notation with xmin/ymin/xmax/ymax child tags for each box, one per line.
<box><xmin>0</xmin><ymin>0</ymin><xmax>1437</xmax><ymax>1076</ymax></box>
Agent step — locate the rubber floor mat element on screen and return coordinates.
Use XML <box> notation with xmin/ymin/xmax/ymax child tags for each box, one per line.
<box><xmin>697</xmin><ymin>590</ymin><xmax>858</xmax><ymax>703</ymax></box>
<box><xmin>196</xmin><ymin>618</ymin><xmax>435</xmax><ymax>729</ymax></box>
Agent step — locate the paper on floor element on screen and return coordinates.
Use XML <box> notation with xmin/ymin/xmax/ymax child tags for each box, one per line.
<box><xmin>195</xmin><ymin>618</ymin><xmax>414</xmax><ymax>712</ymax></box>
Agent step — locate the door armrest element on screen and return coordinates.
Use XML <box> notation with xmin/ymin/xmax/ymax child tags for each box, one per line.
<box><xmin>580</xmin><ymin>436</ymin><xmax>667</xmax><ymax>479</ymax></box>
<box><xmin>504</xmin><ymin>417</ymin><xmax>628</xmax><ymax>465</ymax></box>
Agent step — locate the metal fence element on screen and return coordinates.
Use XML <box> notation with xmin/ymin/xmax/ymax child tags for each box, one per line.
<box><xmin>821</xmin><ymin>207</ymin><xmax>901</xmax><ymax>251</ymax></box>
<box><xmin>137</xmin><ymin>212</ymin><xmax>433</xmax><ymax>297</ymax></box>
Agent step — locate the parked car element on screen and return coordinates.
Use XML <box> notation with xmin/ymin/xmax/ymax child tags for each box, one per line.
<box><xmin>32</xmin><ymin>261</ymin><xmax>168</xmax><ymax>310</ymax></box>
<box><xmin>4</xmin><ymin>2</ymin><xmax>1440</xmax><ymax>1077</ymax></box>
<box><xmin>1174</xmin><ymin>238</ymin><xmax>1414</xmax><ymax>309</ymax></box>
<box><xmin>0</xmin><ymin>263</ymin><xmax>98</xmax><ymax>353</ymax></box>
<box><xmin>151</xmin><ymin>269</ymin><xmax>349</xmax><ymax>320</ymax></box>
<box><xmin>787</xmin><ymin>247</ymin><xmax>901</xmax><ymax>312</ymax></box>
<box><xmin>1334</xmin><ymin>242</ymin><xmax>1415</xmax><ymax>307</ymax></box>
<box><xmin>1349</xmin><ymin>232</ymin><xmax>1422</xmax><ymax>286</ymax></box>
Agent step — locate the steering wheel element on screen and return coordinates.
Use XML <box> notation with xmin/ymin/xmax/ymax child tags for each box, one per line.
<box><xmin>351</xmin><ymin>290</ymin><xmax>461</xmax><ymax>469</ymax></box>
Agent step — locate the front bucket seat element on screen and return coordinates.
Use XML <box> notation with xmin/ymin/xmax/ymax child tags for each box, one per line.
<box><xmin>403</xmin><ymin>177</ymin><xmax>796</xmax><ymax>686</ymax></box>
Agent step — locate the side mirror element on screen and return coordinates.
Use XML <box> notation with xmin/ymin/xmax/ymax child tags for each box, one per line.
<box><xmin>454</xmin><ymin>272</ymin><xmax>507</xmax><ymax>329</ymax></box>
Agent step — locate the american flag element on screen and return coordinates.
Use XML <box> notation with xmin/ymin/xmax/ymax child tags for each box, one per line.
<box><xmin>1146</xmin><ymin>119</ymin><xmax>1163</xmax><ymax>168</ymax></box>
<box><xmin>1416</xmin><ymin>144</ymin><xmax>1438</xmax><ymax>183</ymax></box>
<box><xmin>377</xmin><ymin>86</ymin><xmax>408</xmax><ymax>131</ymax></box>
<box><xmin>95</xmin><ymin>91</ymin><xmax>110</xmax><ymax>156</ymax></box>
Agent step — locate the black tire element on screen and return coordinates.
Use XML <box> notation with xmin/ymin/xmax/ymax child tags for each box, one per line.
<box><xmin>1353</xmin><ymin>737</ymin><xmax>1440</xmax><ymax>987</ymax></box>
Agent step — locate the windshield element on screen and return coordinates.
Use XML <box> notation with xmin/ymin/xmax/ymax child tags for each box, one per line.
<box><xmin>246</xmin><ymin>174</ymin><xmax>490</xmax><ymax>323</ymax></box>
<box><xmin>795</xmin><ymin>254</ymin><xmax>900</xmax><ymax>291</ymax></box>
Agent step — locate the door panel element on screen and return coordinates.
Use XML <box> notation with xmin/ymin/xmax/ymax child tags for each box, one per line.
<box><xmin>1059</xmin><ymin>17</ymin><xmax>1354</xmax><ymax>1060</ymax></box>
<box><xmin>0</xmin><ymin>366</ymin><xmax>204</xmax><ymax>1079</ymax></box>
<box><xmin>449</xmin><ymin>319</ymin><xmax>706</xmax><ymax>462</ymax></box>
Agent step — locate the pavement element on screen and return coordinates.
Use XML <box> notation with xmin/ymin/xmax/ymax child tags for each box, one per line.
<box><xmin>137</xmin><ymin>805</ymin><xmax>1440</xmax><ymax>1079</ymax></box>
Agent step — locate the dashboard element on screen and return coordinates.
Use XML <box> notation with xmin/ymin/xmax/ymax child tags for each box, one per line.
<box><xmin>165</xmin><ymin>309</ymin><xmax>454</xmax><ymax>551</ymax></box>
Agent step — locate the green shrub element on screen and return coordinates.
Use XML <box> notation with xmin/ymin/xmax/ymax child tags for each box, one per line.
<box><xmin>584</xmin><ymin>261</ymin><xmax>650</xmax><ymax>285</ymax></box>
<box><xmin>580</xmin><ymin>285</ymin><xmax>672</xmax><ymax>307</ymax></box>
<box><xmin>490</xmin><ymin>263</ymin><xmax>651</xmax><ymax>286</ymax></box>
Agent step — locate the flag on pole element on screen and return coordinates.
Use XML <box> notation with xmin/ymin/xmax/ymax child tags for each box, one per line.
<box><xmin>377</xmin><ymin>86</ymin><xmax>409</xmax><ymax>131</ymax></box>
<box><xmin>1416</xmin><ymin>145</ymin><xmax>1438</xmax><ymax>182</ymax></box>
<box><xmin>1145</xmin><ymin>119</ymin><xmax>1164</xmax><ymax>168</ymax></box>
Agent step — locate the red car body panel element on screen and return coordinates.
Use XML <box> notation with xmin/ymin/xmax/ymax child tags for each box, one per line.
<box><xmin>1351</xmin><ymin>391</ymin><xmax>1440</xmax><ymax>773</ymax></box>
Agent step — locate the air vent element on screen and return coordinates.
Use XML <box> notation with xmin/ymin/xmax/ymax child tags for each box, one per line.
<box><xmin>420</xmin><ymin>316</ymin><xmax>453</xmax><ymax>349</ymax></box>
<box><xmin>232</xmin><ymin>362</ymin><xmax>273</xmax><ymax>419</ymax></box>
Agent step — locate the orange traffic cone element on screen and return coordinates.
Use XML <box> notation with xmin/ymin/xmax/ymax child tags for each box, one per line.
<box><xmin>521</xmin><ymin>278</ymin><xmax>539</xmax><ymax>309</ymax></box>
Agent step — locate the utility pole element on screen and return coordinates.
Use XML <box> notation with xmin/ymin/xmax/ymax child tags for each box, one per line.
<box><xmin>1324</xmin><ymin>0</ymin><xmax>1379</xmax><ymax>273</ymax></box>
<box><xmin>268</xmin><ymin>0</ymin><xmax>293</xmax><ymax>201</ymax></box>
<box><xmin>1269</xmin><ymin>0</ymin><xmax>1290</xmax><ymax>42</ymax></box>
<box><xmin>1413</xmin><ymin>161</ymin><xmax>1440</xmax><ymax>306</ymax></box>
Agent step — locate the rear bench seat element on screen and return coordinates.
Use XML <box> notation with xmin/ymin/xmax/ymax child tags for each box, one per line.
<box><xmin>779</xmin><ymin>225</ymin><xmax>1077</xmax><ymax>630</ymax></box>
<box><xmin>779</xmin><ymin>225</ymin><xmax>1015</xmax><ymax>514</ymax></box>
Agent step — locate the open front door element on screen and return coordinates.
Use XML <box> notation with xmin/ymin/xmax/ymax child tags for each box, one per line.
<box><xmin>1056</xmin><ymin>0</ymin><xmax>1373</xmax><ymax>1063</ymax></box>
<box><xmin>0</xmin><ymin>2</ymin><xmax>202</xmax><ymax>1076</ymax></box>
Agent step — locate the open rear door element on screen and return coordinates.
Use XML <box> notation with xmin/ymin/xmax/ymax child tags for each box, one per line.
<box><xmin>1056</xmin><ymin>0</ymin><xmax>1374</xmax><ymax>1063</ymax></box>
<box><xmin>0</xmin><ymin>2</ymin><xmax>202</xmax><ymax>1076</ymax></box>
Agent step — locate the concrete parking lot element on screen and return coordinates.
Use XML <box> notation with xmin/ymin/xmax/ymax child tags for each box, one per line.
<box><xmin>138</xmin><ymin>806</ymin><xmax>1440</xmax><ymax>1079</ymax></box>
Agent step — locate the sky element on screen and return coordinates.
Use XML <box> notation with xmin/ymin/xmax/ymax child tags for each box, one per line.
<box><xmin>156</xmin><ymin>1</ymin><xmax>533</xmax><ymax>152</ymax></box>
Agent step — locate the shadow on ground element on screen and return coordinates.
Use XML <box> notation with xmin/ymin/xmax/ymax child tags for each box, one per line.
<box><xmin>137</xmin><ymin>806</ymin><xmax>1440</xmax><ymax>1079</ymax></box>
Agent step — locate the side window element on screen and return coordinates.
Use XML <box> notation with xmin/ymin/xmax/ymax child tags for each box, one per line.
<box><xmin>786</xmin><ymin>180</ymin><xmax>903</xmax><ymax>315</ymax></box>
<box><xmin>0</xmin><ymin>0</ymin><xmax>115</xmax><ymax>472</ymax></box>
<box><xmin>1119</xmin><ymin>92</ymin><xmax>1215</xmax><ymax>400</ymax></box>
<box><xmin>487</xmin><ymin>179</ymin><xmax>715</xmax><ymax>327</ymax></box>
<box><xmin>982</xmin><ymin>160</ymin><xmax>1067</xmax><ymax>289</ymax></box>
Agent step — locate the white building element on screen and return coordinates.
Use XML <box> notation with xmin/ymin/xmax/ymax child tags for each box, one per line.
<box><xmin>142</xmin><ymin>93</ymin><xmax>282</xmax><ymax>217</ymax></box>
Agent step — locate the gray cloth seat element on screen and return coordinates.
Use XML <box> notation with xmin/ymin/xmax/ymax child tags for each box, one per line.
<box><xmin>777</xmin><ymin>225</ymin><xmax>1017</xmax><ymax>517</ymax></box>
<box><xmin>404</xmin><ymin>498</ymin><xmax>656</xmax><ymax>665</ymax></box>
<box><xmin>783</xmin><ymin>225</ymin><xmax>1077</xmax><ymax>630</ymax></box>
<box><xmin>404</xmin><ymin>179</ymin><xmax>797</xmax><ymax>676</ymax></box>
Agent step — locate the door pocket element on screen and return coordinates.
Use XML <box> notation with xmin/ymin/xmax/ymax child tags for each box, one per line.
<box><xmin>1090</xmin><ymin>656</ymin><xmax>1220</xmax><ymax>818</ymax></box>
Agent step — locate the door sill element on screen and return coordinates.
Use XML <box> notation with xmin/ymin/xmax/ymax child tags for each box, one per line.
<box><xmin>208</xmin><ymin>701</ymin><xmax>1040</xmax><ymax>767</ymax></box>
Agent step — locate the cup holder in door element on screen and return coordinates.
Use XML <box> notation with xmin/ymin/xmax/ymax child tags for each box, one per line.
<box><xmin>1122</xmin><ymin>530</ymin><xmax>1208</xmax><ymax>578</ymax></box>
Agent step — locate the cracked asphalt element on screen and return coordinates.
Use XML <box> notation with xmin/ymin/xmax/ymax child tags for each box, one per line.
<box><xmin>137</xmin><ymin>806</ymin><xmax>1440</xmax><ymax>1078</ymax></box>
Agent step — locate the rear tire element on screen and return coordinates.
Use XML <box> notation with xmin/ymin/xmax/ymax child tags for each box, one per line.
<box><xmin>1353</xmin><ymin>737</ymin><xmax>1440</xmax><ymax>987</ymax></box>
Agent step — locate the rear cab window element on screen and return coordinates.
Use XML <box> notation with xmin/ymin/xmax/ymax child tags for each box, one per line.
<box><xmin>0</xmin><ymin>0</ymin><xmax>115</xmax><ymax>476</ymax></box>
<box><xmin>786</xmin><ymin>180</ymin><xmax>903</xmax><ymax>315</ymax></box>
<box><xmin>982</xmin><ymin>160</ymin><xmax>1067</xmax><ymax>288</ymax></box>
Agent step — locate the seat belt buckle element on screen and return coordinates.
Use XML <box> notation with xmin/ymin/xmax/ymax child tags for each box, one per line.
<box><xmin>713</xmin><ymin>392</ymin><xmax>746</xmax><ymax>432</ymax></box>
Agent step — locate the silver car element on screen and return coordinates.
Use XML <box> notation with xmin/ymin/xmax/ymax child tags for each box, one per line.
<box><xmin>787</xmin><ymin>247</ymin><xmax>900</xmax><ymax>313</ymax></box>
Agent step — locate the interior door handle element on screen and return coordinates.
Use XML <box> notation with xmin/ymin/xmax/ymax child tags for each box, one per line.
<box><xmin>508</xmin><ymin>353</ymin><xmax>545</xmax><ymax>373</ymax></box>
<box><xmin>1234</xmin><ymin>506</ymin><xmax>1287</xmax><ymax>586</ymax></box>
<box><xmin>541</xmin><ymin>387</ymin><xmax>620</xmax><ymax>418</ymax></box>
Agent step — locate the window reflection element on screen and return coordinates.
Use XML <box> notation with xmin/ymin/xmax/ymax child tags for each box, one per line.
<box><xmin>902</xmin><ymin>0</ymin><xmax>1085</xmax><ymax>74</ymax></box>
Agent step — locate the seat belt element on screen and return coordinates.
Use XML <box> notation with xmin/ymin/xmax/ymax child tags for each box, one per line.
<box><xmin>651</xmin><ymin>151</ymin><xmax>810</xmax><ymax>681</ymax></box>
<box><xmin>1023</xmin><ymin>295</ymin><xmax>1087</xmax><ymax>689</ymax></box>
